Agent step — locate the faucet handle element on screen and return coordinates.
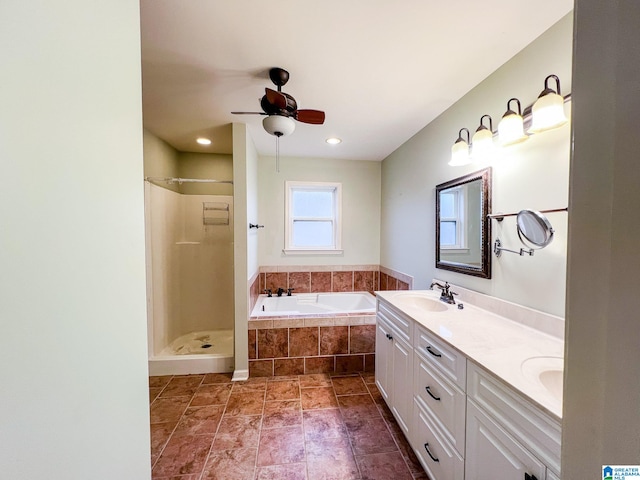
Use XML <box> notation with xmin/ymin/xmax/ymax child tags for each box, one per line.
<box><xmin>263</xmin><ymin>289</ymin><xmax>272</xmax><ymax>297</ymax></box>
<box><xmin>287</xmin><ymin>288</ymin><xmax>295</xmax><ymax>296</ymax></box>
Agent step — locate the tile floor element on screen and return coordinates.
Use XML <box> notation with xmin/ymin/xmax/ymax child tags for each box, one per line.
<box><xmin>149</xmin><ymin>372</ymin><xmax>429</xmax><ymax>480</ymax></box>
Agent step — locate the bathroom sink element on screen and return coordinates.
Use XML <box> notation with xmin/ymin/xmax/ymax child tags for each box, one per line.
<box><xmin>393</xmin><ymin>294</ymin><xmax>449</xmax><ymax>312</ymax></box>
<box><xmin>521</xmin><ymin>356</ymin><xmax>564</xmax><ymax>402</ymax></box>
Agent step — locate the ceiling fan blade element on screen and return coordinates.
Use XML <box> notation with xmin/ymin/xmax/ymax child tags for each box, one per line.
<box><xmin>265</xmin><ymin>88</ymin><xmax>287</xmax><ymax>109</ymax></box>
<box><xmin>295</xmin><ymin>109</ymin><xmax>325</xmax><ymax>125</ymax></box>
<box><xmin>231</xmin><ymin>111</ymin><xmax>266</xmax><ymax>115</ymax></box>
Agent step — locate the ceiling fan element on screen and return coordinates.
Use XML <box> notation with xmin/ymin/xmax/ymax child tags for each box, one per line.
<box><xmin>232</xmin><ymin>67</ymin><xmax>326</xmax><ymax>137</ymax></box>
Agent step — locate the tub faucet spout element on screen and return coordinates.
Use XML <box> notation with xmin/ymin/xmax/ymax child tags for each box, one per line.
<box><xmin>276</xmin><ymin>287</ymin><xmax>285</xmax><ymax>297</ymax></box>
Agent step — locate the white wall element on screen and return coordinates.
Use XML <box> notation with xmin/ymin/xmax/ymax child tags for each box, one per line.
<box><xmin>258</xmin><ymin>156</ymin><xmax>381</xmax><ymax>266</ymax></box>
<box><xmin>232</xmin><ymin>123</ymin><xmax>258</xmax><ymax>379</ymax></box>
<box><xmin>381</xmin><ymin>14</ymin><xmax>573</xmax><ymax>317</ymax></box>
<box><xmin>563</xmin><ymin>1</ymin><xmax>640</xmax><ymax>476</ymax></box>
<box><xmin>0</xmin><ymin>1</ymin><xmax>151</xmax><ymax>478</ymax></box>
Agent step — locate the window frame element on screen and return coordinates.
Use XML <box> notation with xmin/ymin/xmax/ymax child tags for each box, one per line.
<box><xmin>283</xmin><ymin>181</ymin><xmax>343</xmax><ymax>255</ymax></box>
<box><xmin>439</xmin><ymin>186</ymin><xmax>468</xmax><ymax>251</ymax></box>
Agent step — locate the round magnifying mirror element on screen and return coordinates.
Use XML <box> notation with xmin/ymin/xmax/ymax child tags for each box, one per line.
<box><xmin>516</xmin><ymin>209</ymin><xmax>554</xmax><ymax>249</ymax></box>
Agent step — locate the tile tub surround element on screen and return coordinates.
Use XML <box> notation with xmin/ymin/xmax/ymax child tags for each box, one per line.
<box><xmin>149</xmin><ymin>372</ymin><xmax>428</xmax><ymax>480</ymax></box>
<box><xmin>253</xmin><ymin>266</ymin><xmax>411</xmax><ymax>302</ymax></box>
<box><xmin>248</xmin><ymin>317</ymin><xmax>377</xmax><ymax>377</ymax></box>
<box><xmin>246</xmin><ymin>266</ymin><xmax>411</xmax><ymax>378</ymax></box>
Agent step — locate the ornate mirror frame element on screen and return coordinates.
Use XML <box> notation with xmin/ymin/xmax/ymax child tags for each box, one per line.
<box><xmin>435</xmin><ymin>167</ymin><xmax>492</xmax><ymax>279</ymax></box>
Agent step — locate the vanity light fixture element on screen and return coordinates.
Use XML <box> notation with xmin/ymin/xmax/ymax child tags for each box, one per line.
<box><xmin>498</xmin><ymin>98</ymin><xmax>528</xmax><ymax>146</ymax></box>
<box><xmin>196</xmin><ymin>137</ymin><xmax>212</xmax><ymax>145</ymax></box>
<box><xmin>471</xmin><ymin>115</ymin><xmax>494</xmax><ymax>161</ymax></box>
<box><xmin>326</xmin><ymin>137</ymin><xmax>342</xmax><ymax>145</ymax></box>
<box><xmin>529</xmin><ymin>74</ymin><xmax>568</xmax><ymax>133</ymax></box>
<box><xmin>449</xmin><ymin>128</ymin><xmax>472</xmax><ymax>166</ymax></box>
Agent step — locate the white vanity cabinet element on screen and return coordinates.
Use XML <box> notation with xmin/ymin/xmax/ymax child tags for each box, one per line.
<box><xmin>411</xmin><ymin>324</ymin><xmax>466</xmax><ymax>480</ymax></box>
<box><xmin>465</xmin><ymin>363</ymin><xmax>561</xmax><ymax>480</ymax></box>
<box><xmin>375</xmin><ymin>301</ymin><xmax>414</xmax><ymax>434</ymax></box>
<box><xmin>375</xmin><ymin>294</ymin><xmax>562</xmax><ymax>480</ymax></box>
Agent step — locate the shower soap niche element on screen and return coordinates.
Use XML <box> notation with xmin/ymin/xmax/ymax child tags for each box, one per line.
<box><xmin>203</xmin><ymin>202</ymin><xmax>229</xmax><ymax>225</ymax></box>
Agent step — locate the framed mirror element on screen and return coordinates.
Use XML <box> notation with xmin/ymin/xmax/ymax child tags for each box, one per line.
<box><xmin>435</xmin><ymin>167</ymin><xmax>492</xmax><ymax>278</ymax></box>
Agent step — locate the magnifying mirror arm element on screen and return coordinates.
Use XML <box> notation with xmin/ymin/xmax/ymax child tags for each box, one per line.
<box><xmin>493</xmin><ymin>238</ymin><xmax>534</xmax><ymax>257</ymax></box>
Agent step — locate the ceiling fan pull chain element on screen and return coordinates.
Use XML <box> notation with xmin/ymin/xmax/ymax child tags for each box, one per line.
<box><xmin>276</xmin><ymin>136</ymin><xmax>280</xmax><ymax>173</ymax></box>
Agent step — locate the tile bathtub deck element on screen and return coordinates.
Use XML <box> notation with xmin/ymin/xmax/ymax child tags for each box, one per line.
<box><xmin>149</xmin><ymin>372</ymin><xmax>428</xmax><ymax>480</ymax></box>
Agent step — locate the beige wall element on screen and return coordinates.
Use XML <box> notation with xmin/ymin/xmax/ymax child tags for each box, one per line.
<box><xmin>143</xmin><ymin>129</ymin><xmax>233</xmax><ymax>195</ymax></box>
<box><xmin>0</xmin><ymin>1</ymin><xmax>151</xmax><ymax>478</ymax></box>
<box><xmin>177</xmin><ymin>151</ymin><xmax>233</xmax><ymax>196</ymax></box>
<box><xmin>258</xmin><ymin>156</ymin><xmax>381</xmax><ymax>267</ymax></box>
<box><xmin>381</xmin><ymin>14</ymin><xmax>573</xmax><ymax>317</ymax></box>
<box><xmin>143</xmin><ymin>128</ymin><xmax>180</xmax><ymax>192</ymax></box>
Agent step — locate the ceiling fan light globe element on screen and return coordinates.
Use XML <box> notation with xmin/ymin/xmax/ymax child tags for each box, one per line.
<box><xmin>263</xmin><ymin>115</ymin><xmax>295</xmax><ymax>137</ymax></box>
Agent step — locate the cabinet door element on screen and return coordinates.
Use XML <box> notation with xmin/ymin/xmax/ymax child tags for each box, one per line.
<box><xmin>391</xmin><ymin>334</ymin><xmax>412</xmax><ymax>434</ymax></box>
<box><xmin>546</xmin><ymin>470</ymin><xmax>560</xmax><ymax>480</ymax></box>
<box><xmin>375</xmin><ymin>318</ymin><xmax>393</xmax><ymax>402</ymax></box>
<box><xmin>465</xmin><ymin>401</ymin><xmax>546</xmax><ymax>480</ymax></box>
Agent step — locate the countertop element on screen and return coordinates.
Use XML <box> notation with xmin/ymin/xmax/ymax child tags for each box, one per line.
<box><xmin>375</xmin><ymin>289</ymin><xmax>564</xmax><ymax>421</ymax></box>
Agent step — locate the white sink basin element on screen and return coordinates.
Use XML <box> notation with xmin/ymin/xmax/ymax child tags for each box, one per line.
<box><xmin>393</xmin><ymin>294</ymin><xmax>449</xmax><ymax>312</ymax></box>
<box><xmin>521</xmin><ymin>356</ymin><xmax>564</xmax><ymax>402</ymax></box>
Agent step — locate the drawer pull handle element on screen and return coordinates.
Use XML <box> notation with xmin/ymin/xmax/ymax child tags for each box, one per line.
<box><xmin>425</xmin><ymin>386</ymin><xmax>441</xmax><ymax>401</ymax></box>
<box><xmin>386</xmin><ymin>333</ymin><xmax>393</xmax><ymax>341</ymax></box>
<box><xmin>524</xmin><ymin>474</ymin><xmax>538</xmax><ymax>480</ymax></box>
<box><xmin>423</xmin><ymin>443</ymin><xmax>439</xmax><ymax>462</ymax></box>
<box><xmin>425</xmin><ymin>345</ymin><xmax>442</xmax><ymax>357</ymax></box>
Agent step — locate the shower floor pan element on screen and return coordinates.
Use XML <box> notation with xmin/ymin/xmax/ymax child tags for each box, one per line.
<box><xmin>149</xmin><ymin>329</ymin><xmax>234</xmax><ymax>376</ymax></box>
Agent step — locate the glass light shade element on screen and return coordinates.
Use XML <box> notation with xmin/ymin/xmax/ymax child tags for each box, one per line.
<box><xmin>449</xmin><ymin>139</ymin><xmax>471</xmax><ymax>166</ymax></box>
<box><xmin>498</xmin><ymin>113</ymin><xmax>528</xmax><ymax>146</ymax></box>
<box><xmin>471</xmin><ymin>127</ymin><xmax>494</xmax><ymax>161</ymax></box>
<box><xmin>263</xmin><ymin>115</ymin><xmax>295</xmax><ymax>137</ymax></box>
<box><xmin>529</xmin><ymin>92</ymin><xmax>567</xmax><ymax>133</ymax></box>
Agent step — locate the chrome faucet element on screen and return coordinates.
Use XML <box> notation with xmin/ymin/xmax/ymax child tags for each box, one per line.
<box><xmin>430</xmin><ymin>281</ymin><xmax>457</xmax><ymax>305</ymax></box>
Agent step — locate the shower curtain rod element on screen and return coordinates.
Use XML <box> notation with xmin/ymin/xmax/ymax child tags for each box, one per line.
<box><xmin>145</xmin><ymin>176</ymin><xmax>233</xmax><ymax>185</ymax></box>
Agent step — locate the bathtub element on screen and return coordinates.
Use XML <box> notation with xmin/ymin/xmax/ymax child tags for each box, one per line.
<box><xmin>250</xmin><ymin>292</ymin><xmax>376</xmax><ymax>317</ymax></box>
<box><xmin>148</xmin><ymin>329</ymin><xmax>235</xmax><ymax>376</ymax></box>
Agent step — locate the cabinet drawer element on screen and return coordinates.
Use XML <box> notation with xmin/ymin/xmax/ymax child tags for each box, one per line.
<box><xmin>412</xmin><ymin>397</ymin><xmax>464</xmax><ymax>480</ymax></box>
<box><xmin>377</xmin><ymin>300</ymin><xmax>412</xmax><ymax>342</ymax></box>
<box><xmin>415</xmin><ymin>324</ymin><xmax>466</xmax><ymax>390</ymax></box>
<box><xmin>414</xmin><ymin>356</ymin><xmax>466</xmax><ymax>454</ymax></box>
<box><xmin>467</xmin><ymin>362</ymin><xmax>561</xmax><ymax>474</ymax></box>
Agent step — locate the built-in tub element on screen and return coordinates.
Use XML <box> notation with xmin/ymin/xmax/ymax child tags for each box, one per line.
<box><xmin>250</xmin><ymin>292</ymin><xmax>376</xmax><ymax>317</ymax></box>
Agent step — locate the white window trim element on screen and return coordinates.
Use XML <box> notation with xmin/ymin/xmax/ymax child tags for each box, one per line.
<box><xmin>283</xmin><ymin>181</ymin><xmax>343</xmax><ymax>255</ymax></box>
<box><xmin>440</xmin><ymin>187</ymin><xmax>467</xmax><ymax>250</ymax></box>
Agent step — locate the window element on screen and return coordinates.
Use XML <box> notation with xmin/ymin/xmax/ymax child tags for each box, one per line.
<box><xmin>284</xmin><ymin>181</ymin><xmax>342</xmax><ymax>254</ymax></box>
<box><xmin>439</xmin><ymin>186</ymin><xmax>466</xmax><ymax>249</ymax></box>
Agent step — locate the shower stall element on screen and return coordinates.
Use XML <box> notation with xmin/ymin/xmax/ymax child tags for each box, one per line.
<box><xmin>145</xmin><ymin>179</ymin><xmax>235</xmax><ymax>375</ymax></box>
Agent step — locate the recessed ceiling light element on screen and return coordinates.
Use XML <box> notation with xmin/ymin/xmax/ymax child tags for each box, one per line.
<box><xmin>196</xmin><ymin>137</ymin><xmax>212</xmax><ymax>145</ymax></box>
<box><xmin>326</xmin><ymin>137</ymin><xmax>342</xmax><ymax>145</ymax></box>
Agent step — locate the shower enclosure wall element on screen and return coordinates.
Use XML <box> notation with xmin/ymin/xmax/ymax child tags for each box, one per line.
<box><xmin>145</xmin><ymin>181</ymin><xmax>234</xmax><ymax>375</ymax></box>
